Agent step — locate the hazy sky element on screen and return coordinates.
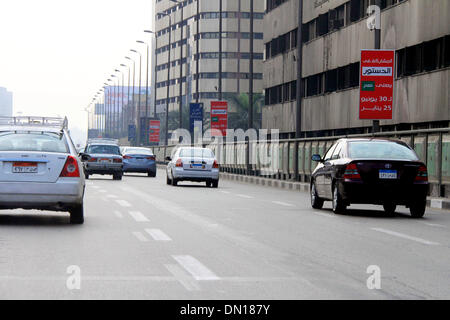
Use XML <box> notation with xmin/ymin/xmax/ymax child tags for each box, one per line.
<box><xmin>0</xmin><ymin>0</ymin><xmax>153</xmax><ymax>145</ymax></box>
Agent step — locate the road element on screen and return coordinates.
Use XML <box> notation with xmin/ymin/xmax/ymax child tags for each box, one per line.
<box><xmin>0</xmin><ymin>168</ymin><xmax>449</xmax><ymax>299</ymax></box>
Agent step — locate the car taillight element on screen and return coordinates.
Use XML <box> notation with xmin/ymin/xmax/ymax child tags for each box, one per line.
<box><xmin>88</xmin><ymin>157</ymin><xmax>97</xmax><ymax>162</ymax></box>
<box><xmin>60</xmin><ymin>156</ymin><xmax>80</xmax><ymax>178</ymax></box>
<box><xmin>113</xmin><ymin>158</ymin><xmax>123</xmax><ymax>163</ymax></box>
<box><xmin>123</xmin><ymin>155</ymin><xmax>131</xmax><ymax>159</ymax></box>
<box><xmin>213</xmin><ymin>160</ymin><xmax>219</xmax><ymax>169</ymax></box>
<box><xmin>344</xmin><ymin>163</ymin><xmax>361</xmax><ymax>180</ymax></box>
<box><xmin>175</xmin><ymin>159</ymin><xmax>183</xmax><ymax>167</ymax></box>
<box><xmin>146</xmin><ymin>156</ymin><xmax>155</xmax><ymax>161</ymax></box>
<box><xmin>415</xmin><ymin>165</ymin><xmax>428</xmax><ymax>182</ymax></box>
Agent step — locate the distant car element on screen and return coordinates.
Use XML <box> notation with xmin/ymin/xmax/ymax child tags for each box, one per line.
<box><xmin>121</xmin><ymin>147</ymin><xmax>156</xmax><ymax>177</ymax></box>
<box><xmin>166</xmin><ymin>147</ymin><xmax>219</xmax><ymax>187</ymax></box>
<box><xmin>81</xmin><ymin>139</ymin><xmax>123</xmax><ymax>180</ymax></box>
<box><xmin>310</xmin><ymin>138</ymin><xmax>429</xmax><ymax>217</ymax></box>
<box><xmin>0</xmin><ymin>116</ymin><xmax>85</xmax><ymax>224</ymax></box>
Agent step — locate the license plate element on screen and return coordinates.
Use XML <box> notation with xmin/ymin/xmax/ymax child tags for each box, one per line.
<box><xmin>100</xmin><ymin>159</ymin><xmax>111</xmax><ymax>163</ymax></box>
<box><xmin>12</xmin><ymin>162</ymin><xmax>38</xmax><ymax>173</ymax></box>
<box><xmin>379</xmin><ymin>170</ymin><xmax>397</xmax><ymax>179</ymax></box>
<box><xmin>191</xmin><ymin>163</ymin><xmax>205</xmax><ymax>169</ymax></box>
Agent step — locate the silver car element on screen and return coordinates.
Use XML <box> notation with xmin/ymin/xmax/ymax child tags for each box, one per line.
<box><xmin>166</xmin><ymin>147</ymin><xmax>220</xmax><ymax>188</ymax></box>
<box><xmin>0</xmin><ymin>116</ymin><xmax>85</xmax><ymax>224</ymax></box>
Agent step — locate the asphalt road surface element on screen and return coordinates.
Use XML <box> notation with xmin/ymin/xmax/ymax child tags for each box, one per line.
<box><xmin>0</xmin><ymin>168</ymin><xmax>449</xmax><ymax>299</ymax></box>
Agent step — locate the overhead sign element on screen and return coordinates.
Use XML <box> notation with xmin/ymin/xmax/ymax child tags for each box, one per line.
<box><xmin>189</xmin><ymin>103</ymin><xmax>203</xmax><ymax>133</ymax></box>
<box><xmin>149</xmin><ymin>120</ymin><xmax>160</xmax><ymax>144</ymax></box>
<box><xmin>359</xmin><ymin>49</ymin><xmax>395</xmax><ymax>120</ymax></box>
<box><xmin>210</xmin><ymin>101</ymin><xmax>228</xmax><ymax>137</ymax></box>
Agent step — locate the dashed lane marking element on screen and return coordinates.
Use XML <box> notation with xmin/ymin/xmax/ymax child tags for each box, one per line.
<box><xmin>128</xmin><ymin>211</ymin><xmax>149</xmax><ymax>222</ymax></box>
<box><xmin>132</xmin><ymin>231</ymin><xmax>149</xmax><ymax>242</ymax></box>
<box><xmin>173</xmin><ymin>255</ymin><xmax>220</xmax><ymax>281</ymax></box>
<box><xmin>371</xmin><ymin>228</ymin><xmax>440</xmax><ymax>246</ymax></box>
<box><xmin>145</xmin><ymin>229</ymin><xmax>172</xmax><ymax>241</ymax></box>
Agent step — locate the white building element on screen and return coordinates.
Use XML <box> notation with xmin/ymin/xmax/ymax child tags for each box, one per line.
<box><xmin>0</xmin><ymin>87</ymin><xmax>13</xmax><ymax>117</ymax></box>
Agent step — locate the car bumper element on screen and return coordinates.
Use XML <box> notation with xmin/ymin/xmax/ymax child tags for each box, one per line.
<box><xmin>84</xmin><ymin>163</ymin><xmax>123</xmax><ymax>174</ymax></box>
<box><xmin>0</xmin><ymin>178</ymin><xmax>84</xmax><ymax>210</ymax></box>
<box><xmin>339</xmin><ymin>180</ymin><xmax>429</xmax><ymax>205</ymax></box>
<box><xmin>172</xmin><ymin>168</ymin><xmax>219</xmax><ymax>181</ymax></box>
<box><xmin>123</xmin><ymin>162</ymin><xmax>156</xmax><ymax>173</ymax></box>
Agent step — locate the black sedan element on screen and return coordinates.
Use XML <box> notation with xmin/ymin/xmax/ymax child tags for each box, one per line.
<box><xmin>310</xmin><ymin>138</ymin><xmax>429</xmax><ymax>217</ymax></box>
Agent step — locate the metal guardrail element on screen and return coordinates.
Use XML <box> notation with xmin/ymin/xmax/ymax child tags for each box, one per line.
<box><xmin>0</xmin><ymin>116</ymin><xmax>68</xmax><ymax>130</ymax></box>
<box><xmin>150</xmin><ymin>127</ymin><xmax>450</xmax><ymax>198</ymax></box>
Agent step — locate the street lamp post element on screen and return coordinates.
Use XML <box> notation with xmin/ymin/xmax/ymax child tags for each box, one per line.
<box><xmin>131</xmin><ymin>49</ymin><xmax>142</xmax><ymax>146</ymax></box>
<box><xmin>170</xmin><ymin>0</ymin><xmax>184</xmax><ymax>129</ymax></box>
<box><xmin>137</xmin><ymin>40</ymin><xmax>150</xmax><ymax>145</ymax></box>
<box><xmin>120</xmin><ymin>64</ymin><xmax>128</xmax><ymax>137</ymax></box>
<box><xmin>125</xmin><ymin>56</ymin><xmax>136</xmax><ymax>144</ymax></box>
<box><xmin>144</xmin><ymin>30</ymin><xmax>156</xmax><ymax>118</ymax></box>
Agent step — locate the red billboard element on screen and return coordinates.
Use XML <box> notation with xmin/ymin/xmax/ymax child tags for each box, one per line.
<box><xmin>359</xmin><ymin>50</ymin><xmax>395</xmax><ymax>120</ymax></box>
<box><xmin>210</xmin><ymin>101</ymin><xmax>228</xmax><ymax>137</ymax></box>
<box><xmin>149</xmin><ymin>120</ymin><xmax>160</xmax><ymax>143</ymax></box>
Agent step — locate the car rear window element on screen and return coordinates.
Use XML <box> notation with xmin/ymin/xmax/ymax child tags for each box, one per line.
<box><xmin>0</xmin><ymin>131</ymin><xmax>69</xmax><ymax>153</ymax></box>
<box><xmin>124</xmin><ymin>148</ymin><xmax>153</xmax><ymax>155</ymax></box>
<box><xmin>179</xmin><ymin>148</ymin><xmax>214</xmax><ymax>158</ymax></box>
<box><xmin>348</xmin><ymin>141</ymin><xmax>419</xmax><ymax>161</ymax></box>
<box><xmin>86</xmin><ymin>144</ymin><xmax>120</xmax><ymax>155</ymax></box>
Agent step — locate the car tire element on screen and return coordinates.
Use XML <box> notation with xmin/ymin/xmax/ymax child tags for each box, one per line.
<box><xmin>332</xmin><ymin>183</ymin><xmax>346</xmax><ymax>214</ymax></box>
<box><xmin>166</xmin><ymin>174</ymin><xmax>171</xmax><ymax>185</ymax></box>
<box><xmin>113</xmin><ymin>174</ymin><xmax>123</xmax><ymax>180</ymax></box>
<box><xmin>383</xmin><ymin>203</ymin><xmax>397</xmax><ymax>216</ymax></box>
<box><xmin>410</xmin><ymin>200</ymin><xmax>426</xmax><ymax>218</ymax></box>
<box><xmin>171</xmin><ymin>172</ymin><xmax>178</xmax><ymax>186</ymax></box>
<box><xmin>205</xmin><ymin>181</ymin><xmax>211</xmax><ymax>187</ymax></box>
<box><xmin>85</xmin><ymin>173</ymin><xmax>89</xmax><ymax>180</ymax></box>
<box><xmin>310</xmin><ymin>182</ymin><xmax>324</xmax><ymax>209</ymax></box>
<box><xmin>69</xmin><ymin>204</ymin><xmax>84</xmax><ymax>224</ymax></box>
<box><xmin>148</xmin><ymin>171</ymin><xmax>156</xmax><ymax>177</ymax></box>
<box><xmin>212</xmin><ymin>180</ymin><xmax>219</xmax><ymax>188</ymax></box>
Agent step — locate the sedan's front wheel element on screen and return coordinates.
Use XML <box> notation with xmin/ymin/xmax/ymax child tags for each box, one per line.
<box><xmin>310</xmin><ymin>182</ymin><xmax>324</xmax><ymax>209</ymax></box>
<box><xmin>332</xmin><ymin>184</ymin><xmax>346</xmax><ymax>214</ymax></box>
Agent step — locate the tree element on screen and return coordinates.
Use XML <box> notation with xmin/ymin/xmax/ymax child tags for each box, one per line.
<box><xmin>227</xmin><ymin>92</ymin><xmax>264</xmax><ymax>130</ymax></box>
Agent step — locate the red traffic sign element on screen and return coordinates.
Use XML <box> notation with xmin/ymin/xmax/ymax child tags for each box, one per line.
<box><xmin>149</xmin><ymin>120</ymin><xmax>160</xmax><ymax>143</ymax></box>
<box><xmin>210</xmin><ymin>101</ymin><xmax>228</xmax><ymax>137</ymax></box>
<box><xmin>359</xmin><ymin>50</ymin><xmax>395</xmax><ymax>120</ymax></box>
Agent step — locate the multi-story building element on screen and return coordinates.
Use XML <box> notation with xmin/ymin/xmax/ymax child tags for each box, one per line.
<box><xmin>0</xmin><ymin>87</ymin><xmax>13</xmax><ymax>117</ymax></box>
<box><xmin>154</xmin><ymin>0</ymin><xmax>265</xmax><ymax>127</ymax></box>
<box><xmin>263</xmin><ymin>0</ymin><xmax>450</xmax><ymax>137</ymax></box>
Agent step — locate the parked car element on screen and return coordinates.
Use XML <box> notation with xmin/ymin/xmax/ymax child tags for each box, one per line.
<box><xmin>310</xmin><ymin>138</ymin><xmax>429</xmax><ymax>217</ymax></box>
<box><xmin>166</xmin><ymin>147</ymin><xmax>219</xmax><ymax>187</ymax></box>
<box><xmin>0</xmin><ymin>116</ymin><xmax>85</xmax><ymax>224</ymax></box>
<box><xmin>121</xmin><ymin>147</ymin><xmax>156</xmax><ymax>177</ymax></box>
<box><xmin>81</xmin><ymin>139</ymin><xmax>123</xmax><ymax>180</ymax></box>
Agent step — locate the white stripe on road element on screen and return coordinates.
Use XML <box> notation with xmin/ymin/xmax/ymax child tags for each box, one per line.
<box><xmin>128</xmin><ymin>211</ymin><xmax>149</xmax><ymax>222</ymax></box>
<box><xmin>145</xmin><ymin>229</ymin><xmax>172</xmax><ymax>241</ymax></box>
<box><xmin>98</xmin><ymin>189</ymin><xmax>107</xmax><ymax>193</ymax></box>
<box><xmin>114</xmin><ymin>211</ymin><xmax>124</xmax><ymax>219</ymax></box>
<box><xmin>236</xmin><ymin>194</ymin><xmax>253</xmax><ymax>199</ymax></box>
<box><xmin>132</xmin><ymin>232</ymin><xmax>148</xmax><ymax>242</ymax></box>
<box><xmin>116</xmin><ymin>199</ymin><xmax>132</xmax><ymax>208</ymax></box>
<box><xmin>424</xmin><ymin>223</ymin><xmax>447</xmax><ymax>228</ymax></box>
<box><xmin>272</xmin><ymin>201</ymin><xmax>295</xmax><ymax>207</ymax></box>
<box><xmin>220</xmin><ymin>191</ymin><xmax>231</xmax><ymax>194</ymax></box>
<box><xmin>371</xmin><ymin>228</ymin><xmax>440</xmax><ymax>246</ymax></box>
<box><xmin>106</xmin><ymin>194</ymin><xmax>118</xmax><ymax>199</ymax></box>
<box><xmin>313</xmin><ymin>211</ymin><xmax>336</xmax><ymax>218</ymax></box>
<box><xmin>173</xmin><ymin>255</ymin><xmax>220</xmax><ymax>281</ymax></box>
<box><xmin>165</xmin><ymin>264</ymin><xmax>200</xmax><ymax>291</ymax></box>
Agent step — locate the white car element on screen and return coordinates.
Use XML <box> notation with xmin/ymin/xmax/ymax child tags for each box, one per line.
<box><xmin>166</xmin><ymin>147</ymin><xmax>220</xmax><ymax>188</ymax></box>
<box><xmin>0</xmin><ymin>116</ymin><xmax>85</xmax><ymax>224</ymax></box>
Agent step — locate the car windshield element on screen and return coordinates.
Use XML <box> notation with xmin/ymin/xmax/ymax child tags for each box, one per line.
<box><xmin>0</xmin><ymin>131</ymin><xmax>68</xmax><ymax>153</ymax></box>
<box><xmin>87</xmin><ymin>144</ymin><xmax>120</xmax><ymax>155</ymax></box>
<box><xmin>348</xmin><ymin>141</ymin><xmax>419</xmax><ymax>160</ymax></box>
<box><xmin>179</xmin><ymin>148</ymin><xmax>214</xmax><ymax>158</ymax></box>
<box><xmin>124</xmin><ymin>148</ymin><xmax>153</xmax><ymax>155</ymax></box>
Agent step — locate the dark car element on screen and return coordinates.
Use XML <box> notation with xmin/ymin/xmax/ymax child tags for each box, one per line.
<box><xmin>80</xmin><ymin>139</ymin><xmax>123</xmax><ymax>180</ymax></box>
<box><xmin>310</xmin><ymin>138</ymin><xmax>429</xmax><ymax>217</ymax></box>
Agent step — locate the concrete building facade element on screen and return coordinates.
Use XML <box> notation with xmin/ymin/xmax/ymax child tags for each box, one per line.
<box><xmin>154</xmin><ymin>0</ymin><xmax>265</xmax><ymax>121</ymax></box>
<box><xmin>263</xmin><ymin>0</ymin><xmax>450</xmax><ymax>137</ymax></box>
<box><xmin>0</xmin><ymin>87</ymin><xmax>13</xmax><ymax>117</ymax></box>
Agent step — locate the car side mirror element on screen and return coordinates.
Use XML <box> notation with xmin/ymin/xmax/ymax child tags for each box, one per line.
<box><xmin>312</xmin><ymin>154</ymin><xmax>323</xmax><ymax>162</ymax></box>
<box><xmin>81</xmin><ymin>154</ymin><xmax>91</xmax><ymax>162</ymax></box>
<box><xmin>165</xmin><ymin>156</ymin><xmax>171</xmax><ymax>161</ymax></box>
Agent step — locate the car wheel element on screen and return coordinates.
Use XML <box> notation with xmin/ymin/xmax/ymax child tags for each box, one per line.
<box><xmin>212</xmin><ymin>180</ymin><xmax>219</xmax><ymax>188</ymax></box>
<box><xmin>332</xmin><ymin>183</ymin><xmax>346</xmax><ymax>214</ymax></box>
<box><xmin>69</xmin><ymin>204</ymin><xmax>84</xmax><ymax>224</ymax></box>
<box><xmin>410</xmin><ymin>200</ymin><xmax>426</xmax><ymax>218</ymax></box>
<box><xmin>166</xmin><ymin>174</ymin><xmax>171</xmax><ymax>185</ymax></box>
<box><xmin>148</xmin><ymin>171</ymin><xmax>156</xmax><ymax>177</ymax></box>
<box><xmin>383</xmin><ymin>203</ymin><xmax>397</xmax><ymax>216</ymax></box>
<box><xmin>310</xmin><ymin>182</ymin><xmax>324</xmax><ymax>209</ymax></box>
<box><xmin>113</xmin><ymin>174</ymin><xmax>122</xmax><ymax>180</ymax></box>
<box><xmin>85</xmin><ymin>173</ymin><xmax>89</xmax><ymax>180</ymax></box>
<box><xmin>171</xmin><ymin>171</ymin><xmax>178</xmax><ymax>186</ymax></box>
<box><xmin>205</xmin><ymin>180</ymin><xmax>211</xmax><ymax>187</ymax></box>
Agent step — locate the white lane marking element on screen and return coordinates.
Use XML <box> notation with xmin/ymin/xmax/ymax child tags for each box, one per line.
<box><xmin>173</xmin><ymin>255</ymin><xmax>220</xmax><ymax>281</ymax></box>
<box><xmin>98</xmin><ymin>189</ymin><xmax>107</xmax><ymax>193</ymax></box>
<box><xmin>424</xmin><ymin>223</ymin><xmax>447</xmax><ymax>228</ymax></box>
<box><xmin>236</xmin><ymin>194</ymin><xmax>253</xmax><ymax>199</ymax></box>
<box><xmin>132</xmin><ymin>231</ymin><xmax>148</xmax><ymax>242</ymax></box>
<box><xmin>114</xmin><ymin>211</ymin><xmax>124</xmax><ymax>218</ymax></box>
<box><xmin>106</xmin><ymin>194</ymin><xmax>118</xmax><ymax>199</ymax></box>
<box><xmin>165</xmin><ymin>264</ymin><xmax>201</xmax><ymax>291</ymax></box>
<box><xmin>220</xmin><ymin>190</ymin><xmax>231</xmax><ymax>194</ymax></box>
<box><xmin>371</xmin><ymin>228</ymin><xmax>440</xmax><ymax>246</ymax></box>
<box><xmin>145</xmin><ymin>229</ymin><xmax>172</xmax><ymax>241</ymax></box>
<box><xmin>128</xmin><ymin>211</ymin><xmax>149</xmax><ymax>222</ymax></box>
<box><xmin>272</xmin><ymin>201</ymin><xmax>295</xmax><ymax>207</ymax></box>
<box><xmin>116</xmin><ymin>199</ymin><xmax>132</xmax><ymax>207</ymax></box>
<box><xmin>313</xmin><ymin>211</ymin><xmax>336</xmax><ymax>218</ymax></box>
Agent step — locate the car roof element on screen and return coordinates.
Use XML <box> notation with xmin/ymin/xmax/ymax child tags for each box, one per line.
<box><xmin>337</xmin><ymin>138</ymin><xmax>407</xmax><ymax>145</ymax></box>
<box><xmin>0</xmin><ymin>125</ymin><xmax>64</xmax><ymax>134</ymax></box>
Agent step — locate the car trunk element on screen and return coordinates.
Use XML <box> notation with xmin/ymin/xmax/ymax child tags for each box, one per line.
<box><xmin>0</xmin><ymin>152</ymin><xmax>68</xmax><ymax>183</ymax></box>
<box><xmin>181</xmin><ymin>157</ymin><xmax>213</xmax><ymax>171</ymax></box>
<box><xmin>353</xmin><ymin>160</ymin><xmax>422</xmax><ymax>185</ymax></box>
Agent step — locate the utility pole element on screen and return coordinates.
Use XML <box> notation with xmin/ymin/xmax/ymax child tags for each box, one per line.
<box><xmin>294</xmin><ymin>0</ymin><xmax>304</xmax><ymax>181</ymax></box>
<box><xmin>218</xmin><ymin>0</ymin><xmax>222</xmax><ymax>101</ymax></box>
<box><xmin>247</xmin><ymin>0</ymin><xmax>254</xmax><ymax>175</ymax></box>
<box><xmin>179</xmin><ymin>2</ymin><xmax>184</xmax><ymax>130</ymax></box>
<box><xmin>373</xmin><ymin>0</ymin><xmax>381</xmax><ymax>134</ymax></box>
<box><xmin>196</xmin><ymin>0</ymin><xmax>200</xmax><ymax>103</ymax></box>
